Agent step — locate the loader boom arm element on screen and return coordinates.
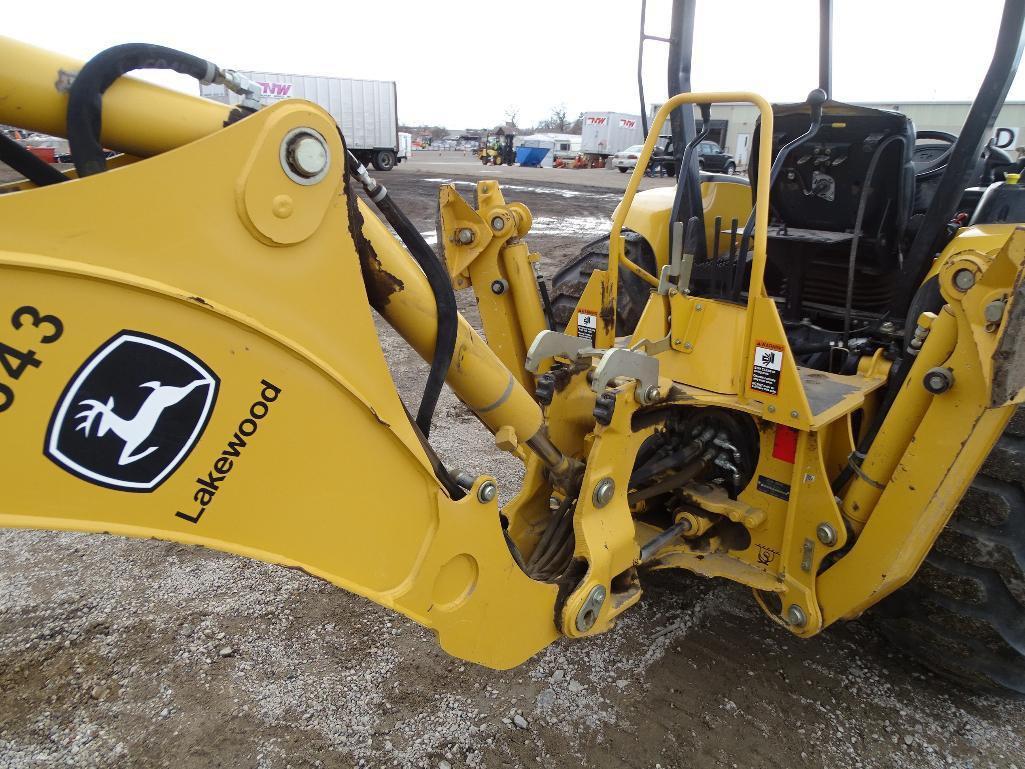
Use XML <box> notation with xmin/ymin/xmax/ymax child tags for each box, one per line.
<box><xmin>0</xmin><ymin>37</ymin><xmax>563</xmax><ymax>668</ymax></box>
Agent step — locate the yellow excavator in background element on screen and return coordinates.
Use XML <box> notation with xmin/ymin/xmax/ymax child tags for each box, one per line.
<box><xmin>1</xmin><ymin>0</ymin><xmax>1024</xmax><ymax>694</ymax></box>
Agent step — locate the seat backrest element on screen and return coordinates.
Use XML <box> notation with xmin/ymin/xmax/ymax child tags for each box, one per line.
<box><xmin>750</xmin><ymin>100</ymin><xmax>916</xmax><ymax>248</ymax></box>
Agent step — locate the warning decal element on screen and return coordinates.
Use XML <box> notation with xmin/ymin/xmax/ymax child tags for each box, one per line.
<box><xmin>751</xmin><ymin>340</ymin><xmax>784</xmax><ymax>395</ymax></box>
<box><xmin>577</xmin><ymin>310</ymin><xmax>598</xmax><ymax>344</ymax></box>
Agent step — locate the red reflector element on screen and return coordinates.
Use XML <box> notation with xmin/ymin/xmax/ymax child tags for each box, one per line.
<box><xmin>772</xmin><ymin>425</ymin><xmax>798</xmax><ymax>464</ymax></box>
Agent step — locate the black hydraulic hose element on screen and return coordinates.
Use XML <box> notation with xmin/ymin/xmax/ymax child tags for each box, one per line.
<box><xmin>348</xmin><ymin>153</ymin><xmax>456</xmax><ymax>437</ymax></box>
<box><xmin>627</xmin><ymin>454</ymin><xmax>709</xmax><ymax>506</ymax></box>
<box><xmin>0</xmin><ymin>133</ymin><xmax>66</xmax><ymax>186</ymax></box>
<box><xmin>66</xmin><ymin>43</ymin><xmax>218</xmax><ymax>177</ymax></box>
<box><xmin>629</xmin><ymin>439</ymin><xmax>704</xmax><ymax>487</ymax></box>
<box><xmin>842</xmin><ymin>134</ymin><xmax>906</xmax><ymax>344</ymax></box>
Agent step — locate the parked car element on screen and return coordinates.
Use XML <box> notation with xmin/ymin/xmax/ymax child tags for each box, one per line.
<box><xmin>611</xmin><ymin>144</ymin><xmax>645</xmax><ymax>173</ymax></box>
<box><xmin>697</xmin><ymin>140</ymin><xmax>736</xmax><ymax>174</ymax></box>
<box><xmin>613</xmin><ymin>140</ymin><xmax>678</xmax><ymax>176</ymax></box>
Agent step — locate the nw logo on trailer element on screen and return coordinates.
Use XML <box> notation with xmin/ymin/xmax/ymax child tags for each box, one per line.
<box><xmin>45</xmin><ymin>332</ymin><xmax>219</xmax><ymax>492</ymax></box>
<box><xmin>257</xmin><ymin>81</ymin><xmax>293</xmax><ymax>98</ymax></box>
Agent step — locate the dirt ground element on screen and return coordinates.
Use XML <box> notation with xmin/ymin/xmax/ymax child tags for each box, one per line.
<box><xmin>1</xmin><ymin>162</ymin><xmax>1025</xmax><ymax>769</ymax></box>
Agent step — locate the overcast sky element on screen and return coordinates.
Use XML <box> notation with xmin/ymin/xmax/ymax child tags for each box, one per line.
<box><xmin>6</xmin><ymin>0</ymin><xmax>1024</xmax><ymax>129</ymax></box>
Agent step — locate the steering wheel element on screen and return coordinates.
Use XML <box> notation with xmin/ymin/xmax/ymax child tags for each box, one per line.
<box><xmin>914</xmin><ymin>129</ymin><xmax>1017</xmax><ymax>183</ymax></box>
<box><xmin>913</xmin><ymin>130</ymin><xmax>957</xmax><ymax>178</ymax></box>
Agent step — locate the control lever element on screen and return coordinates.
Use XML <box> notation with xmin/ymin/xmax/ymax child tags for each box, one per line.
<box><xmin>668</xmin><ymin>103</ymin><xmax>713</xmax><ymax>263</ymax></box>
<box><xmin>730</xmin><ymin>89</ymin><xmax>828</xmax><ymax>299</ymax></box>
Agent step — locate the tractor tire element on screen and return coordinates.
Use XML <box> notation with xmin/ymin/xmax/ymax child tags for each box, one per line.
<box><xmin>873</xmin><ymin>408</ymin><xmax>1025</xmax><ymax>694</ymax></box>
<box><xmin>550</xmin><ymin>233</ymin><xmax>656</xmax><ymax>336</ymax></box>
<box><xmin>372</xmin><ymin>150</ymin><xmax>396</xmax><ymax>172</ymax></box>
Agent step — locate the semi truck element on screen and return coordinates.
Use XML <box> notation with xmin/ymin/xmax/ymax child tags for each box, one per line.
<box><xmin>200</xmin><ymin>71</ymin><xmax>401</xmax><ymax>171</ymax></box>
<box><xmin>580</xmin><ymin>111</ymin><xmax>643</xmax><ymax>162</ymax></box>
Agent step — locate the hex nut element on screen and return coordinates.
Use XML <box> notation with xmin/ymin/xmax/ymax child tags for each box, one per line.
<box><xmin>786</xmin><ymin>604</ymin><xmax>807</xmax><ymax>628</ymax></box>
<box><xmin>639</xmin><ymin>384</ymin><xmax>661</xmax><ymax>405</ymax></box>
<box><xmin>491</xmin><ymin>215</ymin><xmax>505</xmax><ymax>232</ymax></box>
<box><xmin>457</xmin><ymin>228</ymin><xmax>475</xmax><ymax>245</ymax></box>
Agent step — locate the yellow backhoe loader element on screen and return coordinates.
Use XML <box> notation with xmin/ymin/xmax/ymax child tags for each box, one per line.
<box><xmin>1</xmin><ymin>0</ymin><xmax>1025</xmax><ymax>694</ymax></box>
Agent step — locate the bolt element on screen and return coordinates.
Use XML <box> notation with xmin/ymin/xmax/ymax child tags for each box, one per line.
<box><xmin>640</xmin><ymin>384</ymin><xmax>661</xmax><ymax>404</ymax></box>
<box><xmin>477</xmin><ymin>481</ymin><xmax>497</xmax><ymax>503</ymax></box>
<box><xmin>490</xmin><ymin>279</ymin><xmax>508</xmax><ymax>295</ymax></box>
<box><xmin>683</xmin><ymin>341</ymin><xmax>693</xmax><ymax>350</ymax></box>
<box><xmin>283</xmin><ymin>130</ymin><xmax>329</xmax><ymax>180</ymax></box>
<box><xmin>677</xmin><ymin>515</ymin><xmax>694</xmax><ymax>532</ymax></box>
<box><xmin>923</xmin><ymin>366</ymin><xmax>955</xmax><ymax>394</ymax></box>
<box><xmin>984</xmin><ymin>299</ymin><xmax>1006</xmax><ymax>324</ymax></box>
<box><xmin>790</xmin><ymin>410</ymin><xmax>799</xmax><ymax>418</ymax></box>
<box><xmin>673</xmin><ymin>338</ymin><xmax>682</xmax><ymax>345</ymax></box>
<box><xmin>695</xmin><ymin>303</ymin><xmax>703</xmax><ymax>311</ymax></box>
<box><xmin>767</xmin><ymin>405</ymin><xmax>776</xmax><ymax>413</ymax></box>
<box><xmin>880</xmin><ymin>321</ymin><xmax>896</xmax><ymax>334</ymax></box>
<box><xmin>593</xmin><ymin>477</ymin><xmax>615</xmax><ymax>508</ymax></box>
<box><xmin>786</xmin><ymin>604</ymin><xmax>807</xmax><ymax>628</ymax></box>
<box><xmin>491</xmin><ymin>215</ymin><xmax>505</xmax><ymax>232</ymax></box>
<box><xmin>816</xmin><ymin>522</ymin><xmax>837</xmax><ymax>546</ymax></box>
<box><xmin>457</xmin><ymin>228</ymin><xmax>475</xmax><ymax>245</ymax></box>
<box><xmin>575</xmin><ymin>585</ymin><xmax>607</xmax><ymax>632</ymax></box>
<box><xmin>549</xmin><ymin>496</ymin><xmax>560</xmax><ymax>511</ymax></box>
<box><xmin>953</xmin><ymin>268</ymin><xmax>977</xmax><ymax>292</ymax></box>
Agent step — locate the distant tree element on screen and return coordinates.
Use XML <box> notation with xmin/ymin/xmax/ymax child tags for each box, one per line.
<box><xmin>550</xmin><ymin>104</ymin><xmax>568</xmax><ymax>133</ymax></box>
<box><xmin>505</xmin><ymin>106</ymin><xmax>520</xmax><ymax>127</ymax></box>
<box><xmin>569</xmin><ymin>112</ymin><xmax>584</xmax><ymax>135</ymax></box>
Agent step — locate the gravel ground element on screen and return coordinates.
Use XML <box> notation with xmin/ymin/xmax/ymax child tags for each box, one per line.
<box><xmin>2</xmin><ymin>165</ymin><xmax>1024</xmax><ymax>768</ymax></box>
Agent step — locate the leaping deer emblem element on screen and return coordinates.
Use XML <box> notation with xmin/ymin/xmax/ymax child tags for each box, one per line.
<box><xmin>75</xmin><ymin>379</ymin><xmax>211</xmax><ymax>465</ymax></box>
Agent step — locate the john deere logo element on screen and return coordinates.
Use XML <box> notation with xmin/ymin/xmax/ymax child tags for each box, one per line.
<box><xmin>45</xmin><ymin>331</ymin><xmax>219</xmax><ymax>492</ymax></box>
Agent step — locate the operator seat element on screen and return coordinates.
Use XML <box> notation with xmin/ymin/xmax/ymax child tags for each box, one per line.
<box><xmin>749</xmin><ymin>100</ymin><xmax>916</xmax><ymax>321</ymax></box>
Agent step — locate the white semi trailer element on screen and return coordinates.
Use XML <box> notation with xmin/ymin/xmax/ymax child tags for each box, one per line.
<box><xmin>580</xmin><ymin>111</ymin><xmax>644</xmax><ymax>160</ymax></box>
<box><xmin>200</xmin><ymin>71</ymin><xmax>401</xmax><ymax>171</ymax></box>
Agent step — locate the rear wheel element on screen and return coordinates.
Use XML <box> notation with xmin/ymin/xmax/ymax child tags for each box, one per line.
<box><xmin>725</xmin><ymin>162</ymin><xmax>736</xmax><ymax>175</ymax></box>
<box><xmin>372</xmin><ymin>150</ymin><xmax>396</xmax><ymax>172</ymax></box>
<box><xmin>550</xmin><ymin>233</ymin><xmax>656</xmax><ymax>336</ymax></box>
<box><xmin>873</xmin><ymin>409</ymin><xmax>1025</xmax><ymax>693</ymax></box>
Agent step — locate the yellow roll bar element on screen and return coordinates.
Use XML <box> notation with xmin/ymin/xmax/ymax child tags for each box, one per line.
<box><xmin>608</xmin><ymin>91</ymin><xmax>774</xmax><ymax>330</ymax></box>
